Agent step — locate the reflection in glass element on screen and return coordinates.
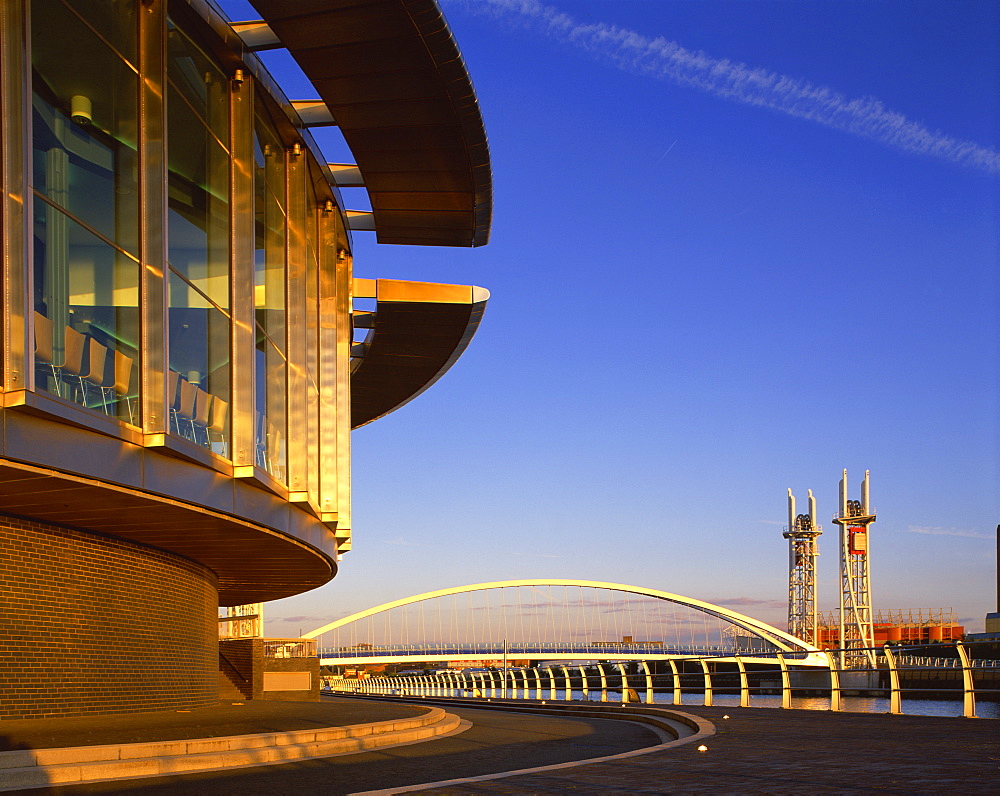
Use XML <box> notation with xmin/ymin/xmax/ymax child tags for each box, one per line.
<box><xmin>166</xmin><ymin>17</ymin><xmax>230</xmax><ymax>307</ymax></box>
<box><xmin>254</xmin><ymin>111</ymin><xmax>287</xmax><ymax>481</ymax></box>
<box><xmin>31</xmin><ymin>0</ymin><xmax>138</xmax><ymax>257</ymax></box>
<box><xmin>62</xmin><ymin>0</ymin><xmax>138</xmax><ymax>65</ymax></box>
<box><xmin>166</xmin><ymin>17</ymin><xmax>231</xmax><ymax>453</ymax></box>
<box><xmin>32</xmin><ymin>198</ymin><xmax>139</xmax><ymax>423</ymax></box>
<box><xmin>305</xmin><ymin>229</ymin><xmax>321</xmax><ymax>507</ymax></box>
<box><xmin>167</xmin><ymin>271</ymin><xmax>230</xmax><ymax>451</ymax></box>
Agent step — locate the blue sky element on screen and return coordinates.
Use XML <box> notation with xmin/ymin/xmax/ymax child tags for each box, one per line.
<box><xmin>223</xmin><ymin>1</ymin><xmax>999</xmax><ymax>635</ymax></box>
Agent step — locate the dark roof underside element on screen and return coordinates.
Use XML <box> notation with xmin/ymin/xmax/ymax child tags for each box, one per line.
<box><xmin>351</xmin><ymin>299</ymin><xmax>486</xmax><ymax>427</ymax></box>
<box><xmin>249</xmin><ymin>0</ymin><xmax>492</xmax><ymax>247</ymax></box>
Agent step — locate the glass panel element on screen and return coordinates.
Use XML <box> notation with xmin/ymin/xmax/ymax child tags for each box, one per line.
<box><xmin>33</xmin><ymin>197</ymin><xmax>139</xmax><ymax>423</ymax></box>
<box><xmin>253</xmin><ymin>111</ymin><xmax>287</xmax><ymax>481</ymax></box>
<box><xmin>166</xmin><ymin>15</ymin><xmax>231</xmax><ymax>453</ymax></box>
<box><xmin>168</xmin><ymin>269</ymin><xmax>230</xmax><ymax>451</ymax></box>
<box><xmin>305</xmin><ymin>223</ymin><xmax>321</xmax><ymax>507</ymax></box>
<box><xmin>31</xmin><ymin>0</ymin><xmax>138</xmax><ymax>257</ymax></box>
<box><xmin>166</xmin><ymin>114</ymin><xmax>229</xmax><ymax>304</ymax></box>
<box><xmin>61</xmin><ymin>0</ymin><xmax>138</xmax><ymax>66</ymax></box>
<box><xmin>255</xmin><ymin>334</ymin><xmax>286</xmax><ymax>481</ymax></box>
<box><xmin>166</xmin><ymin>18</ymin><xmax>228</xmax><ymax>138</ymax></box>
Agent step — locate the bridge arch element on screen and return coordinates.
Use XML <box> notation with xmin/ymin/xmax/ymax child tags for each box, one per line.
<box><xmin>304</xmin><ymin>579</ymin><xmax>820</xmax><ymax>661</ymax></box>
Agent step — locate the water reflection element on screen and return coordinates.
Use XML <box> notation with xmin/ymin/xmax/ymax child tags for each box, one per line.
<box><xmin>562</xmin><ymin>690</ymin><xmax>999</xmax><ymax>719</ymax></box>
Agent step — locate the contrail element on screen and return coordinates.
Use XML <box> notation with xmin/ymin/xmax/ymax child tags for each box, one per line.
<box><xmin>450</xmin><ymin>0</ymin><xmax>1000</xmax><ymax>176</ymax></box>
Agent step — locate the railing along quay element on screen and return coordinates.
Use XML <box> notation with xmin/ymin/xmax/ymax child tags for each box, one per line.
<box><xmin>323</xmin><ymin>640</ymin><xmax>999</xmax><ymax>719</ymax></box>
<box><xmin>319</xmin><ymin>641</ymin><xmax>775</xmax><ymax>659</ymax></box>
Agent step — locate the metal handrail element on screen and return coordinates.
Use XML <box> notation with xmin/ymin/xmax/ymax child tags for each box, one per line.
<box><xmin>324</xmin><ymin>639</ymin><xmax>999</xmax><ymax>719</ymax></box>
<box><xmin>319</xmin><ymin>641</ymin><xmax>779</xmax><ymax>658</ymax></box>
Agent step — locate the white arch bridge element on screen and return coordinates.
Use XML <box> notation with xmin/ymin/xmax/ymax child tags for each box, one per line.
<box><xmin>302</xmin><ymin>579</ymin><xmax>827</xmax><ymax>667</ymax></box>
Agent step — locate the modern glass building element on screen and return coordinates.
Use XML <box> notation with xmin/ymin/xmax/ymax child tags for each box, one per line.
<box><xmin>0</xmin><ymin>0</ymin><xmax>491</xmax><ymax>719</ymax></box>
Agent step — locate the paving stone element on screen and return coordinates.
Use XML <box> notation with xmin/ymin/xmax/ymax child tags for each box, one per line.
<box><xmin>415</xmin><ymin>705</ymin><xmax>1000</xmax><ymax>794</ymax></box>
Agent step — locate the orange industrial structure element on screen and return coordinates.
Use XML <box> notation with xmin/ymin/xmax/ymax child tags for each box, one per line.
<box><xmin>815</xmin><ymin>609</ymin><xmax>964</xmax><ymax>648</ymax></box>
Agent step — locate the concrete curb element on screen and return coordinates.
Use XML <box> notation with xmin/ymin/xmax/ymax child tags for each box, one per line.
<box><xmin>0</xmin><ymin>706</ymin><xmax>466</xmax><ymax>791</ymax></box>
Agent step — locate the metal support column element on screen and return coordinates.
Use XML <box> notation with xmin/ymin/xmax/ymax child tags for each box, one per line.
<box><xmin>778</xmin><ymin>653</ymin><xmax>791</xmax><ymax>709</ymax></box>
<box><xmin>955</xmin><ymin>641</ymin><xmax>977</xmax><ymax>719</ymax></box>
<box><xmin>669</xmin><ymin>659</ymin><xmax>682</xmax><ymax>705</ymax></box>
<box><xmin>825</xmin><ymin>650</ymin><xmax>842</xmax><ymax>712</ymax></box>
<box><xmin>735</xmin><ymin>655</ymin><xmax>750</xmax><ymax>707</ymax></box>
<box><xmin>616</xmin><ymin>662</ymin><xmax>629</xmax><ymax>703</ymax></box>
<box><xmin>699</xmin><ymin>659</ymin><xmax>713</xmax><ymax>706</ymax></box>
<box><xmin>883</xmin><ymin>645</ymin><xmax>902</xmax><ymax>714</ymax></box>
<box><xmin>597</xmin><ymin>663</ymin><xmax>609</xmax><ymax>702</ymax></box>
<box><xmin>640</xmin><ymin>660</ymin><xmax>654</xmax><ymax>704</ymax></box>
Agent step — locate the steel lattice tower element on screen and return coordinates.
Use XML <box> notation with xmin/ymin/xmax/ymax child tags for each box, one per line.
<box><xmin>833</xmin><ymin>469</ymin><xmax>877</xmax><ymax>669</ymax></box>
<box><xmin>785</xmin><ymin>488</ymin><xmax>822</xmax><ymax>645</ymax></box>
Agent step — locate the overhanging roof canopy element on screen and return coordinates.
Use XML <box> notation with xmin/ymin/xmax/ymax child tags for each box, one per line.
<box><xmin>0</xmin><ymin>457</ymin><xmax>334</xmax><ymax>605</ymax></box>
<box><xmin>248</xmin><ymin>0</ymin><xmax>492</xmax><ymax>247</ymax></box>
<box><xmin>351</xmin><ymin>279</ymin><xmax>488</xmax><ymax>428</ymax></box>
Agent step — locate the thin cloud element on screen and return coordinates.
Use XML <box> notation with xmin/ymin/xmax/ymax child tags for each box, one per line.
<box><xmin>904</xmin><ymin>525</ymin><xmax>993</xmax><ymax>539</ymax></box>
<box><xmin>709</xmin><ymin>597</ymin><xmax>786</xmax><ymax>608</ymax></box>
<box><xmin>383</xmin><ymin>536</ymin><xmax>424</xmax><ymax>547</ymax></box>
<box><xmin>655</xmin><ymin>139</ymin><xmax>678</xmax><ymax>163</ymax></box>
<box><xmin>455</xmin><ymin>0</ymin><xmax>1000</xmax><ymax>175</ymax></box>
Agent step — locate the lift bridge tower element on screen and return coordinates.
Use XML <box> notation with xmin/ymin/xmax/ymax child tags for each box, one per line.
<box><xmin>833</xmin><ymin>469</ymin><xmax>877</xmax><ymax>669</ymax></box>
<box><xmin>785</xmin><ymin>488</ymin><xmax>822</xmax><ymax>646</ymax></box>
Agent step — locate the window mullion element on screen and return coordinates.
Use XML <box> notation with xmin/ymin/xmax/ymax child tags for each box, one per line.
<box><xmin>1</xmin><ymin>0</ymin><xmax>31</xmax><ymax>393</ymax></box>
<box><xmin>229</xmin><ymin>70</ymin><xmax>255</xmax><ymax>471</ymax></box>
<box><xmin>138</xmin><ymin>0</ymin><xmax>167</xmax><ymax>434</ymax></box>
<box><xmin>286</xmin><ymin>143</ymin><xmax>307</xmax><ymax>497</ymax></box>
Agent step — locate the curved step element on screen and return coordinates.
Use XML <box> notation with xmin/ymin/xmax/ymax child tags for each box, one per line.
<box><xmin>0</xmin><ymin>707</ymin><xmax>465</xmax><ymax>791</ymax></box>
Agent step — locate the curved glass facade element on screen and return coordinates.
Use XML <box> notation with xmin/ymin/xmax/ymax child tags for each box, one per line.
<box><xmin>166</xmin><ymin>15</ymin><xmax>232</xmax><ymax>451</ymax></box>
<box><xmin>15</xmin><ymin>0</ymin><xmax>350</xmax><ymax>511</ymax></box>
<box><xmin>31</xmin><ymin>0</ymin><xmax>140</xmax><ymax>423</ymax></box>
<box><xmin>1</xmin><ymin>0</ymin><xmax>491</xmax><ymax>721</ymax></box>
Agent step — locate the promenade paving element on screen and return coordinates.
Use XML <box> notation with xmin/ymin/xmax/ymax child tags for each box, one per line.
<box><xmin>413</xmin><ymin>704</ymin><xmax>1000</xmax><ymax>795</ymax></box>
<box><xmin>29</xmin><ymin>703</ymin><xmax>660</xmax><ymax>794</ymax></box>
<box><xmin>5</xmin><ymin>697</ymin><xmax>998</xmax><ymax>794</ymax></box>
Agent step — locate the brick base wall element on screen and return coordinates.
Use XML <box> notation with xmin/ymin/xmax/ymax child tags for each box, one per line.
<box><xmin>0</xmin><ymin>514</ymin><xmax>219</xmax><ymax>719</ymax></box>
<box><xmin>219</xmin><ymin>639</ymin><xmax>255</xmax><ymax>700</ymax></box>
<box><xmin>217</xmin><ymin>639</ymin><xmax>319</xmax><ymax>702</ymax></box>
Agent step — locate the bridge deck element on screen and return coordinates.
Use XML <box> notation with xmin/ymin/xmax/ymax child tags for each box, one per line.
<box><xmin>319</xmin><ymin>643</ymin><xmax>827</xmax><ymax>667</ymax></box>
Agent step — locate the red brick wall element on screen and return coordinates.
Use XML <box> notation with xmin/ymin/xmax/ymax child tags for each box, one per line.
<box><xmin>0</xmin><ymin>514</ymin><xmax>219</xmax><ymax>719</ymax></box>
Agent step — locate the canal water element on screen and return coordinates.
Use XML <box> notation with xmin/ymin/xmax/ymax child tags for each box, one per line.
<box><xmin>476</xmin><ymin>689</ymin><xmax>1000</xmax><ymax>718</ymax></box>
<box><xmin>673</xmin><ymin>693</ymin><xmax>1000</xmax><ymax>719</ymax></box>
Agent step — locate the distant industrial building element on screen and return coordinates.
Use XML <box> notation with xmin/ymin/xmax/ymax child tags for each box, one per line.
<box><xmin>815</xmin><ymin>609</ymin><xmax>965</xmax><ymax>648</ymax></box>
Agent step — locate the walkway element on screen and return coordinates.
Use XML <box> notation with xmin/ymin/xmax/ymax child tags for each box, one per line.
<box><xmin>6</xmin><ymin>697</ymin><xmax>998</xmax><ymax>794</ymax></box>
<box><xmin>408</xmin><ymin>704</ymin><xmax>1000</xmax><ymax>795</ymax></box>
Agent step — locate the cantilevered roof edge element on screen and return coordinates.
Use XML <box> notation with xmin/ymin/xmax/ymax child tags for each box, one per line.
<box><xmin>403</xmin><ymin>0</ymin><xmax>493</xmax><ymax>247</ymax></box>
<box><xmin>248</xmin><ymin>0</ymin><xmax>493</xmax><ymax>248</ymax></box>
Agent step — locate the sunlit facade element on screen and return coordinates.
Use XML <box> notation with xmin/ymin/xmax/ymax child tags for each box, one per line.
<box><xmin>0</xmin><ymin>0</ymin><xmax>491</xmax><ymax>718</ymax></box>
